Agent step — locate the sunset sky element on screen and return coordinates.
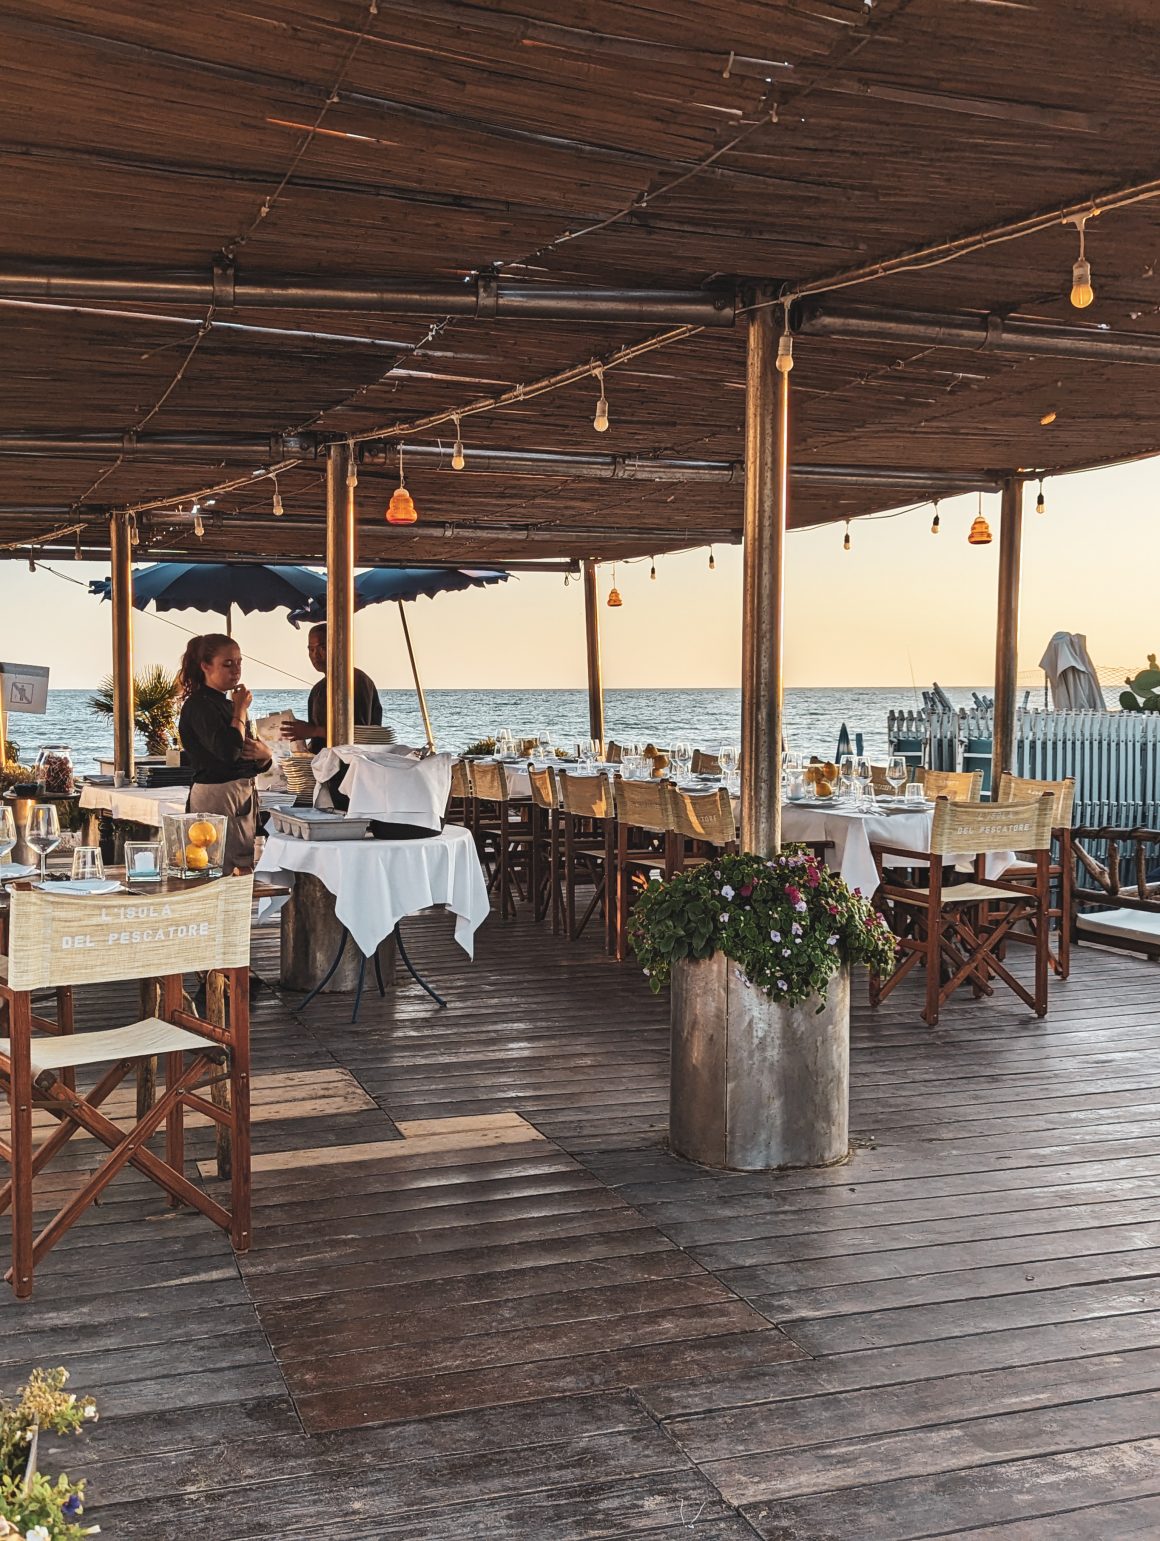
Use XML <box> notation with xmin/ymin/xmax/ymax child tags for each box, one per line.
<box><xmin>1</xmin><ymin>455</ymin><xmax>1149</xmax><ymax>694</ymax></box>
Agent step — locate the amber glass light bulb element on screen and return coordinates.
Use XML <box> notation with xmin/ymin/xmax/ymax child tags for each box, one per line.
<box><xmin>1070</xmin><ymin>257</ymin><xmax>1094</xmax><ymax>309</ymax></box>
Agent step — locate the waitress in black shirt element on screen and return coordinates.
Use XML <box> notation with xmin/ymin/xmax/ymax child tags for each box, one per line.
<box><xmin>177</xmin><ymin>634</ymin><xmax>272</xmax><ymax>872</ymax></box>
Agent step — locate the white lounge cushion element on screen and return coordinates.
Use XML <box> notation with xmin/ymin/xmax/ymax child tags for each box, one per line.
<box><xmin>1</xmin><ymin>1018</ymin><xmax>214</xmax><ymax>1077</ymax></box>
<box><xmin>1076</xmin><ymin>907</ymin><xmax>1160</xmax><ymax>948</ymax></box>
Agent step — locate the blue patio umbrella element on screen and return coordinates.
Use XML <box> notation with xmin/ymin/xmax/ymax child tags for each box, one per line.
<box><xmin>286</xmin><ymin>566</ymin><xmax>510</xmax><ymax>750</ymax></box>
<box><xmin>89</xmin><ymin>561</ymin><xmax>329</xmax><ymax>636</ymax></box>
<box><xmin>285</xmin><ymin>566</ymin><xmax>508</xmax><ymax>626</ymax></box>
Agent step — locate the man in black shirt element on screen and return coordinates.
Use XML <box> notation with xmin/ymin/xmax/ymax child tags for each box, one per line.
<box><xmin>280</xmin><ymin>624</ymin><xmax>384</xmax><ymax>751</ymax></box>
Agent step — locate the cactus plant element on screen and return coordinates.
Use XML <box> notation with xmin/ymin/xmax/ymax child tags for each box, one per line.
<box><xmin>1120</xmin><ymin>654</ymin><xmax>1160</xmax><ymax>712</ymax></box>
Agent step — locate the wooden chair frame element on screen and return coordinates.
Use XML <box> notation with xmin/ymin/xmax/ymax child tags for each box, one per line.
<box><xmin>467</xmin><ymin>760</ymin><xmax>533</xmax><ymax>921</ymax></box>
<box><xmin>0</xmin><ymin>877</ymin><xmax>253</xmax><ymax>1299</ymax></box>
<box><xmin>869</xmin><ymin>795</ymin><xmax>1055</xmax><ymax>1027</ymax></box>
<box><xmin>558</xmin><ymin>772</ymin><xmax>616</xmax><ymax>951</ymax></box>
<box><xmin>527</xmin><ymin>764</ymin><xmax>563</xmax><ymax>931</ymax></box>
<box><xmin>1070</xmin><ymin>825</ymin><xmax>1160</xmax><ymax>960</ymax></box>
<box><xmin>611</xmin><ymin>777</ymin><xmax>678</xmax><ymax>961</ymax></box>
<box><xmin>997</xmin><ymin>772</ymin><xmax>1076</xmax><ymax>978</ymax></box>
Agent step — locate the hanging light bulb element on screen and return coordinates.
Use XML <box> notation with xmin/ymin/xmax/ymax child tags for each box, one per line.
<box><xmin>1036</xmin><ymin>480</ymin><xmax>1046</xmax><ymax>516</ymax></box>
<box><xmin>74</xmin><ymin>529</ymin><xmax>83</xmax><ymax>560</ymax></box>
<box><xmin>345</xmin><ymin>441</ymin><xmax>359</xmax><ymax>491</ymax></box>
<box><xmin>607</xmin><ymin>563</ymin><xmax>622</xmax><ymax>607</ymax></box>
<box><xmin>650</xmin><ymin>557</ymin><xmax>657</xmax><ymax>581</ymax></box>
<box><xmin>592</xmin><ymin>366</ymin><xmax>610</xmax><ymax>433</ymax></box>
<box><xmin>27</xmin><ymin>552</ymin><xmax>36</xmax><ymax>572</ymax></box>
<box><xmin>708</xmin><ymin>547</ymin><xmax>716</xmax><ymax>571</ymax></box>
<box><xmin>451</xmin><ymin>414</ymin><xmax>466</xmax><ymax>471</ymax></box>
<box><xmin>967</xmin><ymin>493</ymin><xmax>992</xmax><ymax>546</ymax></box>
<box><xmin>271</xmin><ymin>476</ymin><xmax>284</xmax><ymax>517</ymax></box>
<box><xmin>192</xmin><ymin>505</ymin><xmax>205</xmax><ymax>540</ymax></box>
<box><xmin>843</xmin><ymin>521</ymin><xmax>851</xmax><ymax>552</ymax></box>
<box><xmin>386</xmin><ymin>442</ymin><xmax>418</xmax><ymax>525</ymax></box>
<box><xmin>1067</xmin><ymin>214</ymin><xmax>1095</xmax><ymax>309</ymax></box>
<box><xmin>776</xmin><ymin>331</ymin><xmax>794</xmax><ymax>374</ymax></box>
<box><xmin>930</xmin><ymin>499</ymin><xmax>941</xmax><ymax>535</ymax></box>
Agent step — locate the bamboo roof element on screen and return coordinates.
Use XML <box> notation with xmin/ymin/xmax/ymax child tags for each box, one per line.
<box><xmin>3</xmin><ymin>0</ymin><xmax>1160</xmax><ymax>563</ymax></box>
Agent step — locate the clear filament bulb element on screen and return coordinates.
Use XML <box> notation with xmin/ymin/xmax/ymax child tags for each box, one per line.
<box><xmin>1070</xmin><ymin>256</ymin><xmax>1094</xmax><ymax>309</ymax></box>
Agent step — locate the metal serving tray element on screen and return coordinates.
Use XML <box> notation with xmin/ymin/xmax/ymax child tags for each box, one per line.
<box><xmin>268</xmin><ymin>807</ymin><xmax>371</xmax><ymax>841</ymax></box>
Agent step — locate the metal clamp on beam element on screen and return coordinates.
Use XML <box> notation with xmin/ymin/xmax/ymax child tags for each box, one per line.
<box><xmin>475</xmin><ymin>274</ymin><xmax>498</xmax><ymax>319</ymax></box>
<box><xmin>212</xmin><ymin>262</ymin><xmax>236</xmax><ymax>309</ymax></box>
<box><xmin>983</xmin><ymin>313</ymin><xmax>1004</xmax><ymax>350</ymax></box>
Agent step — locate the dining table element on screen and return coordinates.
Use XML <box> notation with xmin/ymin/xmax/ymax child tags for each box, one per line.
<box><xmin>459</xmin><ymin>758</ymin><xmax>1015</xmax><ymax>898</ymax></box>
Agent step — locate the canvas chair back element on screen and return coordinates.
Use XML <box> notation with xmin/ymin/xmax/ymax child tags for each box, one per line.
<box><xmin>691</xmin><ymin>749</ymin><xmax>722</xmax><ymax>776</ymax></box>
<box><xmin>528</xmin><ymin>764</ymin><xmax>559</xmax><ymax>809</ymax></box>
<box><xmin>559</xmin><ymin>771</ymin><xmax>613</xmax><ymax>819</ymax></box>
<box><xmin>928</xmin><ymin>794</ymin><xmax>1054</xmax><ymax>858</ymax></box>
<box><xmin>997</xmin><ymin>772</ymin><xmax>1075</xmax><ymax>828</ymax></box>
<box><xmin>604</xmin><ymin>741</ymin><xmax>623</xmax><ymax>764</ymax></box>
<box><xmin>450</xmin><ymin>759</ymin><xmax>471</xmax><ymax>800</ymax></box>
<box><xmin>917</xmin><ymin>767</ymin><xmax>984</xmax><ymax>801</ymax></box>
<box><xmin>468</xmin><ymin>759</ymin><xmax>509</xmax><ymax>802</ymax></box>
<box><xmin>5</xmin><ymin>876</ymin><xmax>254</xmax><ymax>992</ymax></box>
<box><xmin>613</xmin><ymin>776</ymin><xmax>673</xmax><ymax>833</ymax></box>
<box><xmin>670</xmin><ymin>787</ymin><xmax>736</xmax><ymax>845</ymax></box>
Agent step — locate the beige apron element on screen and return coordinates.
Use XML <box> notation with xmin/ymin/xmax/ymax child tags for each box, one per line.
<box><xmin>188</xmin><ymin>779</ymin><xmax>258</xmax><ymax>873</ymax></box>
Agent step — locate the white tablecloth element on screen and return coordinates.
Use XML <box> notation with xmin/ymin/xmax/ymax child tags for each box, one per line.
<box><xmin>255</xmin><ymin>824</ymin><xmax>489</xmax><ymax>959</ymax></box>
<box><xmin>313</xmin><ymin>745</ymin><xmax>452</xmax><ymax>830</ymax></box>
<box><xmin>781</xmin><ymin>802</ymin><xmax>1014</xmax><ymax>897</ymax></box>
<box><xmin>79</xmin><ymin>783</ymin><xmax>189</xmax><ymax>827</ymax></box>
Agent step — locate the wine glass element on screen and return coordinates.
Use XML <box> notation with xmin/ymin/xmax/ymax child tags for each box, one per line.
<box><xmin>28</xmin><ymin>803</ymin><xmax>61</xmax><ymax>884</ymax></box>
<box><xmin>672</xmin><ymin>740</ymin><xmax>691</xmax><ymax>778</ymax></box>
<box><xmin>719</xmin><ymin>744</ymin><xmax>738</xmax><ymax>779</ymax></box>
<box><xmin>0</xmin><ymin>807</ymin><xmax>15</xmax><ymax>865</ymax></box>
<box><xmin>71</xmin><ymin>846</ymin><xmax>105</xmax><ymax>883</ymax></box>
<box><xmin>839</xmin><ymin>753</ymin><xmax>855</xmax><ymax>784</ymax></box>
<box><xmin>783</xmin><ymin>748</ymin><xmax>802</xmax><ymax>777</ymax></box>
<box><xmin>537</xmin><ymin>731</ymin><xmax>553</xmax><ymax>762</ymax></box>
<box><xmin>886</xmin><ymin>754</ymin><xmax>907</xmax><ymax>798</ymax></box>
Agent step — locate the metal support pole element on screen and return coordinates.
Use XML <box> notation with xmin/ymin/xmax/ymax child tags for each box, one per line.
<box><xmin>992</xmin><ymin>476</ymin><xmax>1024</xmax><ymax>798</ymax></box>
<box><xmin>325</xmin><ymin>444</ymin><xmax>356</xmax><ymax>748</ymax></box>
<box><xmin>582</xmin><ymin>560</ymin><xmax>605</xmax><ymax>751</ymax></box>
<box><xmin>109</xmin><ymin>510</ymin><xmax>135</xmax><ymax>782</ymax></box>
<box><xmin>397</xmin><ymin>603</ymin><xmax>435</xmax><ymax>751</ymax></box>
<box><xmin>739</xmin><ymin>296</ymin><xmax>786</xmax><ymax>856</ymax></box>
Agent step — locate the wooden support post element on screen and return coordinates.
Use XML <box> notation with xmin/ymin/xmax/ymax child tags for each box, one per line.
<box><xmin>109</xmin><ymin>510</ymin><xmax>135</xmax><ymax>782</ymax></box>
<box><xmin>398</xmin><ymin>603</ymin><xmax>435</xmax><ymax>750</ymax></box>
<box><xmin>207</xmin><ymin>970</ymin><xmax>232</xmax><ymax>1181</ymax></box>
<box><xmin>326</xmin><ymin>443</ymin><xmax>356</xmax><ymax>748</ymax></box>
<box><xmin>992</xmin><ymin>475</ymin><xmax>1024</xmax><ymax>798</ymax></box>
<box><xmin>739</xmin><ymin>291</ymin><xmax>786</xmax><ymax>856</ymax></box>
<box><xmin>582</xmin><ymin>559</ymin><xmax>605</xmax><ymax>752</ymax></box>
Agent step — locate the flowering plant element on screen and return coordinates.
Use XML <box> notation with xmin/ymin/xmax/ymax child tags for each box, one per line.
<box><xmin>0</xmin><ymin>1370</ymin><xmax>98</xmax><ymax>1540</ymax></box>
<box><xmin>629</xmin><ymin>847</ymin><xmax>896</xmax><ymax>1006</ymax></box>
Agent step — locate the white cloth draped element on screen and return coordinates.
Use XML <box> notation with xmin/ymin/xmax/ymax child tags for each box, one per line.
<box><xmin>256</xmin><ymin>824</ymin><xmax>489</xmax><ymax>958</ymax></box>
<box><xmin>312</xmin><ymin>744</ymin><xmax>452</xmax><ymax>831</ymax></box>
<box><xmin>1038</xmin><ymin>632</ymin><xmax>1105</xmax><ymax>711</ymax></box>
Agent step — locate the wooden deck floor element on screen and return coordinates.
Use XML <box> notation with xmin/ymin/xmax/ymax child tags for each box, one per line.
<box><xmin>6</xmin><ymin>904</ymin><xmax>1160</xmax><ymax>1539</ymax></box>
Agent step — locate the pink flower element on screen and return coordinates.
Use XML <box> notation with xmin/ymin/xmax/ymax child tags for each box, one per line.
<box><xmin>785</xmin><ymin>885</ymin><xmax>802</xmax><ymax>905</ymax></box>
<box><xmin>805</xmin><ymin>867</ymin><xmax>821</xmax><ymax>888</ymax></box>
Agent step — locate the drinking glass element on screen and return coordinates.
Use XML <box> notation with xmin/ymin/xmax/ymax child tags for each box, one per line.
<box><xmin>538</xmin><ymin>731</ymin><xmax>552</xmax><ymax>761</ymax></box>
<box><xmin>887</xmin><ymin>754</ymin><xmax>907</xmax><ymax>797</ymax></box>
<box><xmin>71</xmin><ymin>846</ymin><xmax>105</xmax><ymax>882</ymax></box>
<box><xmin>28</xmin><ymin>803</ymin><xmax>61</xmax><ymax>883</ymax></box>
<box><xmin>839</xmin><ymin>754</ymin><xmax>855</xmax><ymax>783</ymax></box>
<box><xmin>495</xmin><ymin>728</ymin><xmax>512</xmax><ymax>756</ymax></box>
<box><xmin>838</xmin><ymin>775</ymin><xmax>855</xmax><ymax>801</ymax></box>
<box><xmin>905</xmin><ymin>780</ymin><xmax>926</xmax><ymax>805</ymax></box>
<box><xmin>720</xmin><ymin>745</ymin><xmax>738</xmax><ymax>778</ymax></box>
<box><xmin>672</xmin><ymin>740</ymin><xmax>691</xmax><ymax>778</ymax></box>
<box><xmin>0</xmin><ymin>807</ymin><xmax>15</xmax><ymax>864</ymax></box>
<box><xmin>782</xmin><ymin>749</ymin><xmax>802</xmax><ymax>777</ymax></box>
<box><xmin>855</xmin><ymin>756</ymin><xmax>873</xmax><ymax>804</ymax></box>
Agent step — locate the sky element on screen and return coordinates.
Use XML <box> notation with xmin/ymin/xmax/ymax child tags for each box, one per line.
<box><xmin>0</xmin><ymin>455</ymin><xmax>1150</xmax><ymax>694</ymax></box>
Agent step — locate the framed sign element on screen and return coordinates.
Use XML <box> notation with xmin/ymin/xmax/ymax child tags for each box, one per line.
<box><xmin>0</xmin><ymin>662</ymin><xmax>50</xmax><ymax>716</ymax></box>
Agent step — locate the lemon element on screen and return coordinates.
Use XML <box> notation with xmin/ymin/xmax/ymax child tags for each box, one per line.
<box><xmin>184</xmin><ymin>844</ymin><xmax>210</xmax><ymax>870</ymax></box>
<box><xmin>187</xmin><ymin>820</ymin><xmax>218</xmax><ymax>848</ymax></box>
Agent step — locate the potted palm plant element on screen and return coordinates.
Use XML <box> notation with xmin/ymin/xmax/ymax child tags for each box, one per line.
<box><xmin>630</xmin><ymin>847</ymin><xmax>895</xmax><ymax>1170</ymax></box>
<box><xmin>87</xmin><ymin>666</ymin><xmax>181</xmax><ymax>756</ymax></box>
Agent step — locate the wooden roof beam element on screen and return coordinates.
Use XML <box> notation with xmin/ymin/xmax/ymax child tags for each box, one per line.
<box><xmin>797</xmin><ymin>299</ymin><xmax>1160</xmax><ymax>365</ymax></box>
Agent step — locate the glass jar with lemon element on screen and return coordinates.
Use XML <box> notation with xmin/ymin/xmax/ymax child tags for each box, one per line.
<box><xmin>161</xmin><ymin>811</ymin><xmax>228</xmax><ymax>880</ymax></box>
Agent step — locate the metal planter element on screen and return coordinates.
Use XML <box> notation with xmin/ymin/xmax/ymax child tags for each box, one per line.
<box><xmin>670</xmin><ymin>954</ymin><xmax>849</xmax><ymax>1170</ymax></box>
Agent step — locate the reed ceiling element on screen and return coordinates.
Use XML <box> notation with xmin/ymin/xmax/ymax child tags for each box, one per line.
<box><xmin>2</xmin><ymin>0</ymin><xmax>1160</xmax><ymax>563</ymax></box>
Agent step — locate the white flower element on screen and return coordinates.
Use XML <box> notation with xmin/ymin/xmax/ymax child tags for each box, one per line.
<box><xmin>719</xmin><ymin>912</ymin><xmax>730</xmax><ymax>923</ymax></box>
<box><xmin>782</xmin><ymin>948</ymin><xmax>791</xmax><ymax>957</ymax></box>
<box><xmin>721</xmin><ymin>884</ymin><xmax>735</xmax><ymax>900</ymax></box>
<box><xmin>795</xmin><ymin>900</ymin><xmax>808</xmax><ymax>914</ymax></box>
<box><xmin>777</xmin><ymin>978</ymin><xmax>789</xmax><ymax>990</ymax></box>
<box><xmin>828</xmin><ymin>934</ymin><xmax>840</xmax><ymax>946</ymax></box>
<box><xmin>791</xmin><ymin>923</ymin><xmax>803</xmax><ymax>937</ymax></box>
<box><xmin>66</xmin><ymin>1393</ymin><xmax>76</xmax><ymax>1406</ymax></box>
<box><xmin>27</xmin><ymin>1526</ymin><xmax>52</xmax><ymax>1541</ymax></box>
<box><xmin>83</xmin><ymin>1404</ymin><xmax>99</xmax><ymax>1421</ymax></box>
<box><xmin>770</xmin><ymin>930</ymin><xmax>781</xmax><ymax>942</ymax></box>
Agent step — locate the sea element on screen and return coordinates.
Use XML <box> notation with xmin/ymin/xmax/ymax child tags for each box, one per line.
<box><xmin>11</xmin><ymin>685</ymin><xmax>1009</xmax><ymax>774</ymax></box>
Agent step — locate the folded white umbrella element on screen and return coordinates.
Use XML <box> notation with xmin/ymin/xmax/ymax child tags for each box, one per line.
<box><xmin>1039</xmin><ymin>632</ymin><xmax>1105</xmax><ymax>711</ymax></box>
